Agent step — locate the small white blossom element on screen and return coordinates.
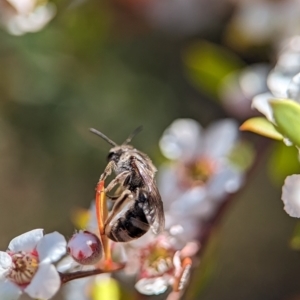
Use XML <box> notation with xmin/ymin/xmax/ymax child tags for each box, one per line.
<box><xmin>227</xmin><ymin>0</ymin><xmax>300</xmax><ymax>48</ymax></box>
<box><xmin>0</xmin><ymin>229</ymin><xmax>66</xmax><ymax>300</ymax></box>
<box><xmin>252</xmin><ymin>36</ymin><xmax>300</xmax><ymax>127</ymax></box>
<box><xmin>0</xmin><ymin>0</ymin><xmax>56</xmax><ymax>35</ymax></box>
<box><xmin>159</xmin><ymin>119</ymin><xmax>243</xmax><ymax>214</ymax></box>
<box><xmin>282</xmin><ymin>174</ymin><xmax>300</xmax><ymax>217</ymax></box>
<box><xmin>219</xmin><ymin>63</ymin><xmax>270</xmax><ymax>119</ymax></box>
<box><xmin>122</xmin><ymin>231</ymin><xmax>195</xmax><ymax>296</ymax></box>
<box><xmin>252</xmin><ymin>73</ymin><xmax>300</xmax><ymax>125</ymax></box>
<box><xmin>135</xmin><ymin>276</ymin><xmax>171</xmax><ymax>295</ymax></box>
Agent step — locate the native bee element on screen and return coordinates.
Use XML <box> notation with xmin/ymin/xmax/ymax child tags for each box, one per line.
<box><xmin>90</xmin><ymin>127</ymin><xmax>165</xmax><ymax>242</ymax></box>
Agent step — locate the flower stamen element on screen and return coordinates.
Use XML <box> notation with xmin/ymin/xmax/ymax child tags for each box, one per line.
<box><xmin>182</xmin><ymin>157</ymin><xmax>218</xmax><ymax>187</ymax></box>
<box><xmin>140</xmin><ymin>243</ymin><xmax>175</xmax><ymax>277</ymax></box>
<box><xmin>8</xmin><ymin>252</ymin><xmax>39</xmax><ymax>285</ymax></box>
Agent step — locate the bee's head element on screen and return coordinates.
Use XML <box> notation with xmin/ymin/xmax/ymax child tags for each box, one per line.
<box><xmin>107</xmin><ymin>145</ymin><xmax>133</xmax><ymax>162</ymax></box>
<box><xmin>107</xmin><ymin>147</ymin><xmax>122</xmax><ymax>162</ymax></box>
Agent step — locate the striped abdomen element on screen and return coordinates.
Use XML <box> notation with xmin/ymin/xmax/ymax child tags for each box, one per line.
<box><xmin>105</xmin><ymin>192</ymin><xmax>150</xmax><ymax>242</ymax></box>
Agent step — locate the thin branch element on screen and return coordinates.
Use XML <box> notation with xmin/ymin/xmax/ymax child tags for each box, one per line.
<box><xmin>59</xmin><ymin>264</ymin><xmax>125</xmax><ymax>284</ymax></box>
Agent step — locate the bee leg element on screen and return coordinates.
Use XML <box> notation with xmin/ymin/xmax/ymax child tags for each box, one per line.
<box><xmin>100</xmin><ymin>161</ymin><xmax>115</xmax><ymax>181</ymax></box>
<box><xmin>106</xmin><ymin>185</ymin><xmax>124</xmax><ymax>200</ymax></box>
<box><xmin>104</xmin><ymin>189</ymin><xmax>133</xmax><ymax>225</ymax></box>
<box><xmin>106</xmin><ymin>193</ymin><xmax>121</xmax><ymax>201</ymax></box>
<box><xmin>105</xmin><ymin>171</ymin><xmax>131</xmax><ymax>193</ymax></box>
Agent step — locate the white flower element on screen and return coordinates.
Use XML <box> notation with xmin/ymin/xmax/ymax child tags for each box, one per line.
<box><xmin>219</xmin><ymin>63</ymin><xmax>270</xmax><ymax>119</ymax></box>
<box><xmin>159</xmin><ymin>119</ymin><xmax>243</xmax><ymax>214</ymax></box>
<box><xmin>268</xmin><ymin>35</ymin><xmax>300</xmax><ymax>99</ymax></box>
<box><xmin>282</xmin><ymin>174</ymin><xmax>300</xmax><ymax>217</ymax></box>
<box><xmin>132</xmin><ymin>234</ymin><xmax>195</xmax><ymax>296</ymax></box>
<box><xmin>250</xmin><ymin>39</ymin><xmax>300</xmax><ymax>146</ymax></box>
<box><xmin>251</xmin><ymin>73</ymin><xmax>299</xmax><ymax>147</ymax></box>
<box><xmin>0</xmin><ymin>228</ymin><xmax>66</xmax><ymax>300</ymax></box>
<box><xmin>135</xmin><ymin>276</ymin><xmax>170</xmax><ymax>295</ymax></box>
<box><xmin>134</xmin><ymin>239</ymin><xmax>174</xmax><ymax>296</ymax></box>
<box><xmin>252</xmin><ymin>36</ymin><xmax>300</xmax><ymax>126</ymax></box>
<box><xmin>158</xmin><ymin>119</ymin><xmax>244</xmax><ymax>248</ymax></box>
<box><xmin>252</xmin><ymin>73</ymin><xmax>300</xmax><ymax>124</ymax></box>
<box><xmin>0</xmin><ymin>0</ymin><xmax>56</xmax><ymax>35</ymax></box>
<box><xmin>226</xmin><ymin>1</ymin><xmax>300</xmax><ymax>48</ymax></box>
<box><xmin>165</xmin><ymin>213</ymin><xmax>201</xmax><ymax>246</ymax></box>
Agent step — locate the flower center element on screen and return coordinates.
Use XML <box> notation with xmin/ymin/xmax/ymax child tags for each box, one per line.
<box><xmin>142</xmin><ymin>246</ymin><xmax>174</xmax><ymax>277</ymax></box>
<box><xmin>8</xmin><ymin>251</ymin><xmax>39</xmax><ymax>285</ymax></box>
<box><xmin>184</xmin><ymin>157</ymin><xmax>217</xmax><ymax>186</ymax></box>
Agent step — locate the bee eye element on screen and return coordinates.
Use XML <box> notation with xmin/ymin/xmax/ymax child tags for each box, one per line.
<box><xmin>107</xmin><ymin>152</ymin><xmax>115</xmax><ymax>161</ymax></box>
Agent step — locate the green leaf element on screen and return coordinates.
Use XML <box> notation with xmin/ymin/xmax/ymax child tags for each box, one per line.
<box><xmin>240</xmin><ymin>117</ymin><xmax>284</xmax><ymax>140</ymax></box>
<box><xmin>183</xmin><ymin>41</ymin><xmax>245</xmax><ymax>97</ymax></box>
<box><xmin>271</xmin><ymin>99</ymin><xmax>300</xmax><ymax>147</ymax></box>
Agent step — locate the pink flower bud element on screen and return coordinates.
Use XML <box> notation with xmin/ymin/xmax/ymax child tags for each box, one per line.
<box><xmin>67</xmin><ymin>231</ymin><xmax>102</xmax><ymax>265</ymax></box>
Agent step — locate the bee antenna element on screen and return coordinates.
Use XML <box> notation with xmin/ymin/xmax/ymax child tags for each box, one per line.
<box><xmin>89</xmin><ymin>128</ymin><xmax>118</xmax><ymax>147</ymax></box>
<box><xmin>123</xmin><ymin>126</ymin><xmax>143</xmax><ymax>145</ymax></box>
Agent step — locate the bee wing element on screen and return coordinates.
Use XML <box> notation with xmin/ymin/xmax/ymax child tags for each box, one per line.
<box><xmin>143</xmin><ymin>189</ymin><xmax>165</xmax><ymax>235</ymax></box>
<box><xmin>132</xmin><ymin>158</ymin><xmax>165</xmax><ymax>234</ymax></box>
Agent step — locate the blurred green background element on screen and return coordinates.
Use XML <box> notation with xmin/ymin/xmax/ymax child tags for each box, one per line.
<box><xmin>1</xmin><ymin>0</ymin><xmax>300</xmax><ymax>299</ymax></box>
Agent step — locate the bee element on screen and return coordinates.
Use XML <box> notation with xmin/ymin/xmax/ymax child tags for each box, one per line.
<box><xmin>90</xmin><ymin>127</ymin><xmax>165</xmax><ymax>242</ymax></box>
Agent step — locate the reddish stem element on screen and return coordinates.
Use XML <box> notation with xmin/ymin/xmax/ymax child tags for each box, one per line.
<box><xmin>59</xmin><ymin>263</ymin><xmax>125</xmax><ymax>284</ymax></box>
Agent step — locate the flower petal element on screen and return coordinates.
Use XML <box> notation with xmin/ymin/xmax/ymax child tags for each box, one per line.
<box><xmin>170</xmin><ymin>187</ymin><xmax>215</xmax><ymax>219</ymax></box>
<box><xmin>135</xmin><ymin>276</ymin><xmax>170</xmax><ymax>295</ymax></box>
<box><xmin>282</xmin><ymin>174</ymin><xmax>300</xmax><ymax>217</ymax></box>
<box><xmin>0</xmin><ymin>279</ymin><xmax>21</xmax><ymax>300</ymax></box>
<box><xmin>6</xmin><ymin>3</ymin><xmax>56</xmax><ymax>36</ymax></box>
<box><xmin>201</xmin><ymin>119</ymin><xmax>239</xmax><ymax>159</ymax></box>
<box><xmin>37</xmin><ymin>232</ymin><xmax>66</xmax><ymax>263</ymax></box>
<box><xmin>159</xmin><ymin>119</ymin><xmax>202</xmax><ymax>161</ymax></box>
<box><xmin>207</xmin><ymin>166</ymin><xmax>244</xmax><ymax>202</ymax></box>
<box><xmin>0</xmin><ymin>252</ymin><xmax>12</xmax><ymax>277</ymax></box>
<box><xmin>251</xmin><ymin>92</ymin><xmax>274</xmax><ymax>122</ymax></box>
<box><xmin>171</xmin><ymin>187</ymin><xmax>205</xmax><ymax>210</ymax></box>
<box><xmin>239</xmin><ymin>63</ymin><xmax>270</xmax><ymax>99</ymax></box>
<box><xmin>8</xmin><ymin>229</ymin><xmax>43</xmax><ymax>253</ymax></box>
<box><xmin>276</xmin><ymin>50</ymin><xmax>300</xmax><ymax>74</ymax></box>
<box><xmin>24</xmin><ymin>263</ymin><xmax>60</xmax><ymax>300</ymax></box>
<box><xmin>267</xmin><ymin>69</ymin><xmax>290</xmax><ymax>98</ymax></box>
<box><xmin>166</xmin><ymin>214</ymin><xmax>200</xmax><ymax>246</ymax></box>
<box><xmin>287</xmin><ymin>72</ymin><xmax>300</xmax><ymax>102</ymax></box>
<box><xmin>63</xmin><ymin>277</ymin><xmax>91</xmax><ymax>300</ymax></box>
<box><xmin>7</xmin><ymin>0</ymin><xmax>35</xmax><ymax>15</ymax></box>
<box><xmin>56</xmin><ymin>255</ymin><xmax>77</xmax><ymax>273</ymax></box>
<box><xmin>157</xmin><ymin>164</ymin><xmax>181</xmax><ymax>209</ymax></box>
